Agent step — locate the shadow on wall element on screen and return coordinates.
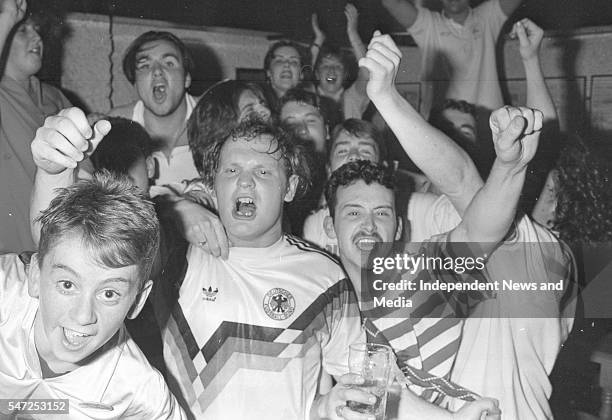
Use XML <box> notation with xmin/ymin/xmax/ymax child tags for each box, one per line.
<box><xmin>185</xmin><ymin>42</ymin><xmax>224</xmax><ymax>97</ymax></box>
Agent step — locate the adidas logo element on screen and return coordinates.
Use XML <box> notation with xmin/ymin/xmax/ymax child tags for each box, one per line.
<box><xmin>202</xmin><ymin>286</ymin><xmax>219</xmax><ymax>301</ymax></box>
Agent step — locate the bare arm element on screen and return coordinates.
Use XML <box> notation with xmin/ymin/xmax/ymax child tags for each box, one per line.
<box><xmin>381</xmin><ymin>0</ymin><xmax>418</xmax><ymax>29</ymax></box>
<box><xmin>512</xmin><ymin>18</ymin><xmax>556</xmax><ymax>123</ymax></box>
<box><xmin>345</xmin><ymin>3</ymin><xmax>369</xmax><ymax>97</ymax></box>
<box><xmin>450</xmin><ymin>106</ymin><xmax>542</xmax><ymax>249</ymax></box>
<box><xmin>359</xmin><ymin>32</ymin><xmax>483</xmax><ymax>215</ymax></box>
<box><xmin>310</xmin><ymin>13</ymin><xmax>326</xmax><ymax>68</ymax></box>
<box><xmin>499</xmin><ymin>0</ymin><xmax>523</xmax><ymax>17</ymax></box>
<box><xmin>30</xmin><ymin>108</ymin><xmax>111</xmax><ymax>245</ymax></box>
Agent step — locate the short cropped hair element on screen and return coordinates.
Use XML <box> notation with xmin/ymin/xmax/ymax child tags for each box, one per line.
<box><xmin>263</xmin><ymin>40</ymin><xmax>308</xmax><ymax>72</ymax></box>
<box><xmin>325</xmin><ymin>160</ymin><xmax>397</xmax><ymax>220</ymax></box>
<box><xmin>90</xmin><ymin>117</ymin><xmax>153</xmax><ymax>175</ymax></box>
<box><xmin>330</xmin><ymin>119</ymin><xmax>387</xmax><ymax>161</ymax></box>
<box><xmin>36</xmin><ymin>173</ymin><xmax>160</xmax><ymax>286</ymax></box>
<box><xmin>122</xmin><ymin>31</ymin><xmax>194</xmax><ymax>84</ymax></box>
<box><xmin>198</xmin><ymin>119</ymin><xmax>311</xmax><ymax>200</ymax></box>
<box><xmin>188</xmin><ymin>80</ymin><xmax>269</xmax><ymax>175</ymax></box>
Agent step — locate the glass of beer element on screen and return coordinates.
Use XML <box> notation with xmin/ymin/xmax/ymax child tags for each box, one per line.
<box><xmin>348</xmin><ymin>343</ymin><xmax>392</xmax><ymax>420</ymax></box>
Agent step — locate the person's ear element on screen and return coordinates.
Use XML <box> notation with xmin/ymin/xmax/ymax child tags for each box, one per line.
<box><xmin>184</xmin><ymin>72</ymin><xmax>192</xmax><ymax>90</ymax></box>
<box><xmin>395</xmin><ymin>216</ymin><xmax>403</xmax><ymax>241</ymax></box>
<box><xmin>266</xmin><ymin>69</ymin><xmax>272</xmax><ymax>82</ymax></box>
<box><xmin>145</xmin><ymin>156</ymin><xmax>155</xmax><ymax>180</ymax></box>
<box><xmin>323</xmin><ymin>215</ymin><xmax>337</xmax><ymax>240</ymax></box>
<box><xmin>127</xmin><ymin>280</ymin><xmax>153</xmax><ymax>320</ymax></box>
<box><xmin>284</xmin><ymin>174</ymin><xmax>299</xmax><ymax>203</ymax></box>
<box><xmin>27</xmin><ymin>254</ymin><xmax>41</xmax><ymax>299</ymax></box>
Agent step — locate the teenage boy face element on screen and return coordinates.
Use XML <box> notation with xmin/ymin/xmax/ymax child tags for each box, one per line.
<box><xmin>28</xmin><ymin>232</ymin><xmax>151</xmax><ymax>374</ymax></box>
<box><xmin>280</xmin><ymin>101</ymin><xmax>327</xmax><ymax>153</ymax></box>
<box><xmin>267</xmin><ymin>46</ymin><xmax>302</xmax><ymax>95</ymax></box>
<box><xmin>329</xmin><ymin>131</ymin><xmax>380</xmax><ymax>172</ymax></box>
<box><xmin>325</xmin><ymin>181</ymin><xmax>399</xmax><ymax>271</ymax></box>
<box><xmin>214</xmin><ymin>134</ymin><xmax>298</xmax><ymax>247</ymax></box>
<box><xmin>133</xmin><ymin>39</ymin><xmax>191</xmax><ymax>117</ymax></box>
<box><xmin>316</xmin><ymin>55</ymin><xmax>346</xmax><ymax>95</ymax></box>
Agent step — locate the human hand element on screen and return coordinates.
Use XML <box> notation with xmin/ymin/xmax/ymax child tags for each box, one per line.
<box><xmin>359</xmin><ymin>31</ymin><xmax>402</xmax><ymax>101</ymax></box>
<box><xmin>86</xmin><ymin>112</ymin><xmax>110</xmax><ymax>127</ymax></box>
<box><xmin>490</xmin><ymin>106</ymin><xmax>542</xmax><ymax>172</ymax></box>
<box><xmin>317</xmin><ymin>374</ymin><xmax>377</xmax><ymax>420</ymax></box>
<box><xmin>311</xmin><ymin>13</ymin><xmax>326</xmax><ymax>45</ymax></box>
<box><xmin>510</xmin><ymin>18</ymin><xmax>544</xmax><ymax>61</ymax></box>
<box><xmin>345</xmin><ymin>3</ymin><xmax>359</xmax><ymax>36</ymax></box>
<box><xmin>173</xmin><ymin>199</ymin><xmax>230</xmax><ymax>259</ymax></box>
<box><xmin>31</xmin><ymin>107</ymin><xmax>111</xmax><ymax>175</ymax></box>
<box><xmin>0</xmin><ymin>0</ymin><xmax>26</xmax><ymax>26</ymax></box>
<box><xmin>451</xmin><ymin>398</ymin><xmax>501</xmax><ymax>420</ymax></box>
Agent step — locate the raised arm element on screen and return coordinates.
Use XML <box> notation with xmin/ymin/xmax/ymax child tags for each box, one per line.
<box><xmin>345</xmin><ymin>3</ymin><xmax>369</xmax><ymax>97</ymax></box>
<box><xmin>381</xmin><ymin>0</ymin><xmax>418</xmax><ymax>29</ymax></box>
<box><xmin>30</xmin><ymin>108</ymin><xmax>110</xmax><ymax>244</ymax></box>
<box><xmin>450</xmin><ymin>106</ymin><xmax>542</xmax><ymax>248</ymax></box>
<box><xmin>0</xmin><ymin>0</ymin><xmax>27</xmax><ymax>76</ymax></box>
<box><xmin>359</xmin><ymin>32</ymin><xmax>483</xmax><ymax>215</ymax></box>
<box><xmin>310</xmin><ymin>13</ymin><xmax>326</xmax><ymax>67</ymax></box>
<box><xmin>512</xmin><ymin>18</ymin><xmax>556</xmax><ymax>123</ymax></box>
<box><xmin>499</xmin><ymin>0</ymin><xmax>523</xmax><ymax>17</ymax></box>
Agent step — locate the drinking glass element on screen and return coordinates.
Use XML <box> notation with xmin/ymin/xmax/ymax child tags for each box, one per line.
<box><xmin>347</xmin><ymin>343</ymin><xmax>392</xmax><ymax>420</ymax></box>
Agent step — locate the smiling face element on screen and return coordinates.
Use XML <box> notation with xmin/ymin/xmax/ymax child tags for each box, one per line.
<box><xmin>29</xmin><ymin>232</ymin><xmax>150</xmax><ymax>374</ymax></box>
<box><xmin>329</xmin><ymin>181</ymin><xmax>399</xmax><ymax>273</ymax></box>
<box><xmin>329</xmin><ymin>131</ymin><xmax>380</xmax><ymax>172</ymax></box>
<box><xmin>316</xmin><ymin>55</ymin><xmax>346</xmax><ymax>96</ymax></box>
<box><xmin>280</xmin><ymin>101</ymin><xmax>327</xmax><ymax>153</ymax></box>
<box><xmin>133</xmin><ymin>39</ymin><xmax>191</xmax><ymax>117</ymax></box>
<box><xmin>5</xmin><ymin>19</ymin><xmax>43</xmax><ymax>80</ymax></box>
<box><xmin>213</xmin><ymin>134</ymin><xmax>298</xmax><ymax>247</ymax></box>
<box><xmin>237</xmin><ymin>90</ymin><xmax>272</xmax><ymax>123</ymax></box>
<box><xmin>266</xmin><ymin>46</ymin><xmax>302</xmax><ymax>97</ymax></box>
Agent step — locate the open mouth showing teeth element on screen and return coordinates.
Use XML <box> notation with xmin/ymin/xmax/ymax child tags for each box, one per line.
<box><xmin>355</xmin><ymin>237</ymin><xmax>379</xmax><ymax>251</ymax></box>
<box><xmin>235</xmin><ymin>197</ymin><xmax>256</xmax><ymax>217</ymax></box>
<box><xmin>326</xmin><ymin>76</ymin><xmax>336</xmax><ymax>82</ymax></box>
<box><xmin>63</xmin><ymin>328</ymin><xmax>90</xmax><ymax>347</ymax></box>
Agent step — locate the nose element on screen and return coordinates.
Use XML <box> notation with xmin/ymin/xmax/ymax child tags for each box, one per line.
<box><xmin>347</xmin><ymin>149</ymin><xmax>360</xmax><ymax>163</ymax></box>
<box><xmin>151</xmin><ymin>61</ymin><xmax>163</xmax><ymax>75</ymax></box>
<box><xmin>238</xmin><ymin>171</ymin><xmax>255</xmax><ymax>188</ymax></box>
<box><xmin>71</xmin><ymin>295</ymin><xmax>97</xmax><ymax>326</ymax></box>
<box><xmin>361</xmin><ymin>213</ymin><xmax>376</xmax><ymax>233</ymax></box>
<box><xmin>296</xmin><ymin>121</ymin><xmax>309</xmax><ymax>137</ymax></box>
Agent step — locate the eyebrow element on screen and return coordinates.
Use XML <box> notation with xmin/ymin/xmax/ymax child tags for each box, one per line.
<box><xmin>51</xmin><ymin>264</ymin><xmax>132</xmax><ymax>284</ymax></box>
<box><xmin>273</xmin><ymin>54</ymin><xmax>300</xmax><ymax>59</ymax></box>
<box><xmin>333</xmin><ymin>140</ymin><xmax>376</xmax><ymax>149</ymax></box>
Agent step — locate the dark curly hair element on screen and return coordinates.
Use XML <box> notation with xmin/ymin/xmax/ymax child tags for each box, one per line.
<box><xmin>188</xmin><ymin>80</ymin><xmax>269</xmax><ymax>175</ymax></box>
<box><xmin>122</xmin><ymin>31</ymin><xmax>194</xmax><ymax>85</ymax></box>
<box><xmin>196</xmin><ymin>119</ymin><xmax>311</xmax><ymax>200</ymax></box>
<box><xmin>554</xmin><ymin>135</ymin><xmax>612</xmax><ymax>243</ymax></box>
<box><xmin>325</xmin><ymin>160</ymin><xmax>398</xmax><ymax>220</ymax></box>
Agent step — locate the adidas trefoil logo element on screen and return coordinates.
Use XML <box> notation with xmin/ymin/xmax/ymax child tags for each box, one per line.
<box><xmin>202</xmin><ymin>286</ymin><xmax>219</xmax><ymax>301</ymax></box>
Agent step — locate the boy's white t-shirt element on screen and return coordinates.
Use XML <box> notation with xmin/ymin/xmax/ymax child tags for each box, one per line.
<box><xmin>0</xmin><ymin>253</ymin><xmax>185</xmax><ymax>419</ymax></box>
